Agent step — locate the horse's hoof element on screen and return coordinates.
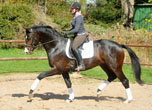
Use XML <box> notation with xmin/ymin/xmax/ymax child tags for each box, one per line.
<box><xmin>123</xmin><ymin>99</ymin><xmax>132</xmax><ymax>103</ymax></box>
<box><xmin>27</xmin><ymin>99</ymin><xmax>32</xmax><ymax>102</ymax></box>
<box><xmin>66</xmin><ymin>99</ymin><xmax>73</xmax><ymax>103</ymax></box>
<box><xmin>97</xmin><ymin>93</ymin><xmax>101</xmax><ymax>98</ymax></box>
<box><xmin>97</xmin><ymin>89</ymin><xmax>101</xmax><ymax>98</ymax></box>
<box><xmin>29</xmin><ymin>93</ymin><xmax>33</xmax><ymax>99</ymax></box>
<box><xmin>29</xmin><ymin>90</ymin><xmax>33</xmax><ymax>99</ymax></box>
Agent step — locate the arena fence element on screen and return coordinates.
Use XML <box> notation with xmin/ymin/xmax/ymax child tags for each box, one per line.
<box><xmin>0</xmin><ymin>40</ymin><xmax>152</xmax><ymax>66</ymax></box>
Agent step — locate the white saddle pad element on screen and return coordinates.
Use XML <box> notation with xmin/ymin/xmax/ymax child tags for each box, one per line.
<box><xmin>66</xmin><ymin>39</ymin><xmax>94</xmax><ymax>59</ymax></box>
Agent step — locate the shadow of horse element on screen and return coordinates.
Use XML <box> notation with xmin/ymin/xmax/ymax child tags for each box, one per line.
<box><xmin>12</xmin><ymin>92</ymin><xmax>125</xmax><ymax>102</ymax></box>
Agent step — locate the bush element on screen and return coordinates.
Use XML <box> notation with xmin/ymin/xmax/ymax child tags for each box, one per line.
<box><xmin>86</xmin><ymin>0</ymin><xmax>122</xmax><ymax>26</ymax></box>
<box><xmin>0</xmin><ymin>3</ymin><xmax>35</xmax><ymax>48</ymax></box>
<box><xmin>46</xmin><ymin>0</ymin><xmax>72</xmax><ymax>29</ymax></box>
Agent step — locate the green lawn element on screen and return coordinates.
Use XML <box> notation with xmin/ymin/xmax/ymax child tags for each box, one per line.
<box><xmin>0</xmin><ymin>48</ymin><xmax>50</xmax><ymax>73</ymax></box>
<box><xmin>0</xmin><ymin>48</ymin><xmax>152</xmax><ymax>84</ymax></box>
<box><xmin>81</xmin><ymin>65</ymin><xmax>152</xmax><ymax>84</ymax></box>
<box><xmin>0</xmin><ymin>48</ymin><xmax>47</xmax><ymax>57</ymax></box>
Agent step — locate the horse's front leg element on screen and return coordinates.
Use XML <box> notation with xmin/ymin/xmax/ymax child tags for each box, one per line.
<box><xmin>29</xmin><ymin>67</ymin><xmax>60</xmax><ymax>99</ymax></box>
<box><xmin>62</xmin><ymin>73</ymin><xmax>74</xmax><ymax>103</ymax></box>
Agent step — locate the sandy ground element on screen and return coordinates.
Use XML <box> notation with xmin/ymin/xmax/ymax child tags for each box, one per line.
<box><xmin>0</xmin><ymin>73</ymin><xmax>152</xmax><ymax>110</ymax></box>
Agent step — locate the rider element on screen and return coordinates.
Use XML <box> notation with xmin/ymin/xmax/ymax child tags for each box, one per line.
<box><xmin>65</xmin><ymin>2</ymin><xmax>86</xmax><ymax>71</ymax></box>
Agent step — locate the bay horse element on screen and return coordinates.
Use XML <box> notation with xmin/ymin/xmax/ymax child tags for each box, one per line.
<box><xmin>24</xmin><ymin>25</ymin><xmax>143</xmax><ymax>103</ymax></box>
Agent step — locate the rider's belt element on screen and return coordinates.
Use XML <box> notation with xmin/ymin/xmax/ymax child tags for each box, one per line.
<box><xmin>77</xmin><ymin>33</ymin><xmax>86</xmax><ymax>36</ymax></box>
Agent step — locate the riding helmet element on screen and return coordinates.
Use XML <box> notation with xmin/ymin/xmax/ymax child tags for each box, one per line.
<box><xmin>71</xmin><ymin>2</ymin><xmax>81</xmax><ymax>10</ymax></box>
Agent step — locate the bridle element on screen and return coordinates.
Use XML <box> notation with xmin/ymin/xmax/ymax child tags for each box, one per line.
<box><xmin>25</xmin><ymin>33</ymin><xmax>38</xmax><ymax>49</ymax></box>
<box><xmin>25</xmin><ymin>33</ymin><xmax>59</xmax><ymax>49</ymax></box>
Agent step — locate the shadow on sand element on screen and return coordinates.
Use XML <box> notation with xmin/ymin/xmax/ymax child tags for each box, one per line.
<box><xmin>12</xmin><ymin>92</ymin><xmax>125</xmax><ymax>102</ymax></box>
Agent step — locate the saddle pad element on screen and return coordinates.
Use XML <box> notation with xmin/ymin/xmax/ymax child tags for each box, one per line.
<box><xmin>66</xmin><ymin>39</ymin><xmax>94</xmax><ymax>59</ymax></box>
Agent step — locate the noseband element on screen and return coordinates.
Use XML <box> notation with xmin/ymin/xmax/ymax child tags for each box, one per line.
<box><xmin>25</xmin><ymin>35</ymin><xmax>59</xmax><ymax>49</ymax></box>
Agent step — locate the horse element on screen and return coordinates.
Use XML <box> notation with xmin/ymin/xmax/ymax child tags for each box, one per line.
<box><xmin>24</xmin><ymin>25</ymin><xmax>143</xmax><ymax>103</ymax></box>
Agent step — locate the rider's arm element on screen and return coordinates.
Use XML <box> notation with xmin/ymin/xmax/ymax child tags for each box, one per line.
<box><xmin>66</xmin><ymin>16</ymin><xmax>82</xmax><ymax>35</ymax></box>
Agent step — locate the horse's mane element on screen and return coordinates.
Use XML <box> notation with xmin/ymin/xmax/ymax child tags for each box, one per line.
<box><xmin>31</xmin><ymin>25</ymin><xmax>63</xmax><ymax>38</ymax></box>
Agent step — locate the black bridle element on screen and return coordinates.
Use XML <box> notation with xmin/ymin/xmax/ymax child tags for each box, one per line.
<box><xmin>25</xmin><ymin>34</ymin><xmax>59</xmax><ymax>49</ymax></box>
<box><xmin>25</xmin><ymin>33</ymin><xmax>38</xmax><ymax>49</ymax></box>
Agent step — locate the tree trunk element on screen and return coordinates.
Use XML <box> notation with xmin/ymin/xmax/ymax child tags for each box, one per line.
<box><xmin>80</xmin><ymin>0</ymin><xmax>87</xmax><ymax>15</ymax></box>
<box><xmin>121</xmin><ymin>0</ymin><xmax>134</xmax><ymax>27</ymax></box>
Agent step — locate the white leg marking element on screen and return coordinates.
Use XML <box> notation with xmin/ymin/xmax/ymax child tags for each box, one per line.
<box><xmin>30</xmin><ymin>78</ymin><xmax>40</xmax><ymax>91</ymax></box>
<box><xmin>97</xmin><ymin>80</ymin><xmax>110</xmax><ymax>94</ymax></box>
<box><xmin>124</xmin><ymin>88</ymin><xmax>133</xmax><ymax>103</ymax></box>
<box><xmin>66</xmin><ymin>88</ymin><xmax>74</xmax><ymax>103</ymax></box>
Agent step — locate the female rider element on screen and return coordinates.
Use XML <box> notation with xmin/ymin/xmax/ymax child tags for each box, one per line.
<box><xmin>65</xmin><ymin>2</ymin><xmax>86</xmax><ymax>71</ymax></box>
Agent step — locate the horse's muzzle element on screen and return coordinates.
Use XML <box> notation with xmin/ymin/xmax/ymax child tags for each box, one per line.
<box><xmin>24</xmin><ymin>47</ymin><xmax>32</xmax><ymax>54</ymax></box>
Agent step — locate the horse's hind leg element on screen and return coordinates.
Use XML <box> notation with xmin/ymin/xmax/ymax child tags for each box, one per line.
<box><xmin>114</xmin><ymin>69</ymin><xmax>133</xmax><ymax>103</ymax></box>
<box><xmin>29</xmin><ymin>67</ymin><xmax>60</xmax><ymax>99</ymax></box>
<box><xmin>97</xmin><ymin>65</ymin><xmax>117</xmax><ymax>96</ymax></box>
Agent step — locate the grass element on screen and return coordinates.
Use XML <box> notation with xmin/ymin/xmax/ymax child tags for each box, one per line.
<box><xmin>0</xmin><ymin>48</ymin><xmax>50</xmax><ymax>73</ymax></box>
<box><xmin>80</xmin><ymin>65</ymin><xmax>152</xmax><ymax>84</ymax></box>
<box><xmin>0</xmin><ymin>48</ymin><xmax>47</xmax><ymax>57</ymax></box>
<box><xmin>0</xmin><ymin>48</ymin><xmax>152</xmax><ymax>84</ymax></box>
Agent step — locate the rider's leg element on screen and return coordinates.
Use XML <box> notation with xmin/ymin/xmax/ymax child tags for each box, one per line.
<box><xmin>72</xmin><ymin>48</ymin><xmax>85</xmax><ymax>71</ymax></box>
<box><xmin>72</xmin><ymin>35</ymin><xmax>86</xmax><ymax>71</ymax></box>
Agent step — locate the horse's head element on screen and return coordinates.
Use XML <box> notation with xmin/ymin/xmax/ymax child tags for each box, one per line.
<box><xmin>24</xmin><ymin>28</ymin><xmax>39</xmax><ymax>54</ymax></box>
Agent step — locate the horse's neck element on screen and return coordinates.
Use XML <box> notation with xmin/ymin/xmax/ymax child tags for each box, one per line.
<box><xmin>40</xmin><ymin>34</ymin><xmax>66</xmax><ymax>52</ymax></box>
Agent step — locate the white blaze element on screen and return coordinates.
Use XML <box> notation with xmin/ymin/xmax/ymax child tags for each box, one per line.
<box><xmin>24</xmin><ymin>47</ymin><xmax>29</xmax><ymax>53</ymax></box>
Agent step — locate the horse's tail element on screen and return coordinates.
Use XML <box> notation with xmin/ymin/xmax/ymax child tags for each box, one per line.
<box><xmin>121</xmin><ymin>44</ymin><xmax>143</xmax><ymax>85</ymax></box>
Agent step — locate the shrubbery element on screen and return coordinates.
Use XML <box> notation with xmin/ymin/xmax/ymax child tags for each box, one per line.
<box><xmin>45</xmin><ymin>0</ymin><xmax>122</xmax><ymax>28</ymax></box>
<box><xmin>0</xmin><ymin>3</ymin><xmax>34</xmax><ymax>48</ymax></box>
<box><xmin>0</xmin><ymin>0</ymin><xmax>151</xmax><ymax>49</ymax></box>
<box><xmin>0</xmin><ymin>0</ymin><xmax>123</xmax><ymax>43</ymax></box>
<box><xmin>85</xmin><ymin>0</ymin><xmax>122</xmax><ymax>26</ymax></box>
<box><xmin>46</xmin><ymin>0</ymin><xmax>72</xmax><ymax>29</ymax></box>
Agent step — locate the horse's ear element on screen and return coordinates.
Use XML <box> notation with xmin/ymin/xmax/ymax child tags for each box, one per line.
<box><xmin>25</xmin><ymin>28</ymin><xmax>33</xmax><ymax>33</ymax></box>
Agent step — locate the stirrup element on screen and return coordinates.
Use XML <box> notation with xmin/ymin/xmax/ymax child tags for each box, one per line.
<box><xmin>75</xmin><ymin>64</ymin><xmax>85</xmax><ymax>71</ymax></box>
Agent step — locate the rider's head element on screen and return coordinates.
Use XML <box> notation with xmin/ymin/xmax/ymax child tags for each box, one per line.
<box><xmin>71</xmin><ymin>2</ymin><xmax>81</xmax><ymax>14</ymax></box>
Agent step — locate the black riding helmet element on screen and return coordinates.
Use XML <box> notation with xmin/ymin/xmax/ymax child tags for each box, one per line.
<box><xmin>71</xmin><ymin>2</ymin><xmax>81</xmax><ymax>10</ymax></box>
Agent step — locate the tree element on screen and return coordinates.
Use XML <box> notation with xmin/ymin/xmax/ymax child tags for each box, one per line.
<box><xmin>80</xmin><ymin>0</ymin><xmax>87</xmax><ymax>15</ymax></box>
<box><xmin>121</xmin><ymin>0</ymin><xmax>150</xmax><ymax>27</ymax></box>
<box><xmin>121</xmin><ymin>0</ymin><xmax>134</xmax><ymax>27</ymax></box>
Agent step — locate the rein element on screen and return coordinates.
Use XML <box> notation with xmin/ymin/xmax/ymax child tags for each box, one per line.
<box><xmin>25</xmin><ymin>39</ymin><xmax>59</xmax><ymax>48</ymax></box>
<box><xmin>40</xmin><ymin>39</ymin><xmax>59</xmax><ymax>45</ymax></box>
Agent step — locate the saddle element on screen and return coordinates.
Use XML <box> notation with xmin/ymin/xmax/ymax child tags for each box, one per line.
<box><xmin>65</xmin><ymin>35</ymin><xmax>94</xmax><ymax>72</ymax></box>
<box><xmin>66</xmin><ymin>35</ymin><xmax>94</xmax><ymax>59</ymax></box>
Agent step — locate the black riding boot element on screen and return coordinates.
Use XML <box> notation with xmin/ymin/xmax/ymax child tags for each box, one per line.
<box><xmin>73</xmin><ymin>49</ymin><xmax>85</xmax><ymax>71</ymax></box>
